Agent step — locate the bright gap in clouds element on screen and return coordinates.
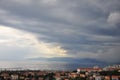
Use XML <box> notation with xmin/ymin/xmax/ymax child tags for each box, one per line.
<box><xmin>0</xmin><ymin>25</ymin><xmax>67</xmax><ymax>61</ymax></box>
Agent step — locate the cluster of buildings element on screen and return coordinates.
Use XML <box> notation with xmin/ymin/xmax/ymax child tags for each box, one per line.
<box><xmin>103</xmin><ymin>65</ymin><xmax>120</xmax><ymax>71</ymax></box>
<box><xmin>0</xmin><ymin>70</ymin><xmax>55</xmax><ymax>80</ymax></box>
<box><xmin>0</xmin><ymin>65</ymin><xmax>120</xmax><ymax>80</ymax></box>
<box><xmin>76</xmin><ymin>65</ymin><xmax>120</xmax><ymax>80</ymax></box>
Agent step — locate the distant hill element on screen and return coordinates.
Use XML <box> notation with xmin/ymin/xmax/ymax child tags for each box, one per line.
<box><xmin>28</xmin><ymin>57</ymin><xmax>106</xmax><ymax>64</ymax></box>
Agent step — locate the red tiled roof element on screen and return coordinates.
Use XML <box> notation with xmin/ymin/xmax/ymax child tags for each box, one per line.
<box><xmin>78</xmin><ymin>68</ymin><xmax>102</xmax><ymax>71</ymax></box>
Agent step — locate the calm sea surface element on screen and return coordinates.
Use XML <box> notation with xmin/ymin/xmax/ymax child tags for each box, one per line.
<box><xmin>0</xmin><ymin>61</ymin><xmax>104</xmax><ymax>71</ymax></box>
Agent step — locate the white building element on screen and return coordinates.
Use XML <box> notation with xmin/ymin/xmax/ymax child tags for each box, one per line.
<box><xmin>11</xmin><ymin>74</ymin><xmax>19</xmax><ymax>80</ymax></box>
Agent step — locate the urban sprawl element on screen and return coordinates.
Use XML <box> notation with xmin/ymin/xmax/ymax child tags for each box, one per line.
<box><xmin>0</xmin><ymin>65</ymin><xmax>120</xmax><ymax>80</ymax></box>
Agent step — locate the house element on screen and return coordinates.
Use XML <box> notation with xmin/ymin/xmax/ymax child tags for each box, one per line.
<box><xmin>69</xmin><ymin>73</ymin><xmax>79</xmax><ymax>78</ymax></box>
<box><xmin>105</xmin><ymin>76</ymin><xmax>120</xmax><ymax>80</ymax></box>
<box><xmin>55</xmin><ymin>77</ymin><xmax>62</xmax><ymax>80</ymax></box>
<box><xmin>80</xmin><ymin>73</ymin><xmax>85</xmax><ymax>78</ymax></box>
<box><xmin>11</xmin><ymin>74</ymin><xmax>19</xmax><ymax>80</ymax></box>
<box><xmin>112</xmin><ymin>76</ymin><xmax>120</xmax><ymax>80</ymax></box>
<box><xmin>94</xmin><ymin>76</ymin><xmax>104</xmax><ymax>80</ymax></box>
<box><xmin>38</xmin><ymin>77</ymin><xmax>44</xmax><ymax>80</ymax></box>
<box><xmin>64</xmin><ymin>78</ymin><xmax>69</xmax><ymax>80</ymax></box>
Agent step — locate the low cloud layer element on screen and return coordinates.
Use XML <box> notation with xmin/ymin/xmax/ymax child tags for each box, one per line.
<box><xmin>0</xmin><ymin>0</ymin><xmax>120</xmax><ymax>63</ymax></box>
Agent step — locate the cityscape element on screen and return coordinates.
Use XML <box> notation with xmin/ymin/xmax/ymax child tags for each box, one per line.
<box><xmin>0</xmin><ymin>64</ymin><xmax>120</xmax><ymax>80</ymax></box>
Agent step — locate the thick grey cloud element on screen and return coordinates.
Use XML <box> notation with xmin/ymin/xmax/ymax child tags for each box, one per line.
<box><xmin>107</xmin><ymin>12</ymin><xmax>120</xmax><ymax>26</ymax></box>
<box><xmin>0</xmin><ymin>0</ymin><xmax>120</xmax><ymax>63</ymax></box>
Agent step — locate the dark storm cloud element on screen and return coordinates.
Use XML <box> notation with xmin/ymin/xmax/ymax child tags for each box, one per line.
<box><xmin>0</xmin><ymin>0</ymin><xmax>120</xmax><ymax>63</ymax></box>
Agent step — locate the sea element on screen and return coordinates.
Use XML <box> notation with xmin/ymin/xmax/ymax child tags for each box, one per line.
<box><xmin>0</xmin><ymin>61</ymin><xmax>105</xmax><ymax>71</ymax></box>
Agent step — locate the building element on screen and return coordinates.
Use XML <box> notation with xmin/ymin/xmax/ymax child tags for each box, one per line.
<box><xmin>77</xmin><ymin>67</ymin><xmax>102</xmax><ymax>73</ymax></box>
<box><xmin>112</xmin><ymin>76</ymin><xmax>120</xmax><ymax>80</ymax></box>
<box><xmin>69</xmin><ymin>73</ymin><xmax>79</xmax><ymax>78</ymax></box>
<box><xmin>11</xmin><ymin>74</ymin><xmax>19</xmax><ymax>80</ymax></box>
<box><xmin>105</xmin><ymin>76</ymin><xmax>120</xmax><ymax>80</ymax></box>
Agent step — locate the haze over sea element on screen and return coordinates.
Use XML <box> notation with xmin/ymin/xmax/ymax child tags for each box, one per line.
<box><xmin>0</xmin><ymin>61</ymin><xmax>107</xmax><ymax>71</ymax></box>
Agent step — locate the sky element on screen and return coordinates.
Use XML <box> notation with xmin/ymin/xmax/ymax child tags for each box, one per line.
<box><xmin>0</xmin><ymin>0</ymin><xmax>120</xmax><ymax>64</ymax></box>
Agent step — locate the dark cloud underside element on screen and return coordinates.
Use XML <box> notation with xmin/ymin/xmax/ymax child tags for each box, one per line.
<box><xmin>0</xmin><ymin>0</ymin><xmax>120</xmax><ymax>63</ymax></box>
